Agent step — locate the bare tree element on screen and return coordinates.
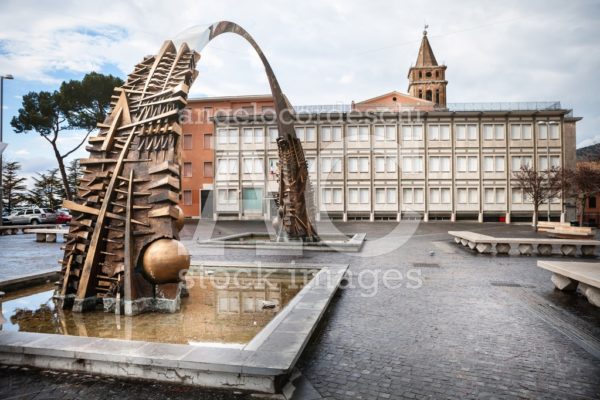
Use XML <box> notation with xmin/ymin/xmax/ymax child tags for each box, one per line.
<box><xmin>513</xmin><ymin>165</ymin><xmax>564</xmax><ymax>231</ymax></box>
<box><xmin>570</xmin><ymin>161</ymin><xmax>600</xmax><ymax>226</ymax></box>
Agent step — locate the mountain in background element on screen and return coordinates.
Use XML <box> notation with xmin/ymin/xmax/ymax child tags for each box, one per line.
<box><xmin>577</xmin><ymin>143</ymin><xmax>600</xmax><ymax>161</ymax></box>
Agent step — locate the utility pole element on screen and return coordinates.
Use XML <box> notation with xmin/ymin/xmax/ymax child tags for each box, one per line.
<box><xmin>0</xmin><ymin>74</ymin><xmax>15</xmax><ymax>227</ymax></box>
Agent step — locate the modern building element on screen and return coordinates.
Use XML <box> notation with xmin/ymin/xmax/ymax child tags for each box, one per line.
<box><xmin>179</xmin><ymin>95</ymin><xmax>273</xmax><ymax>218</ymax></box>
<box><xmin>183</xmin><ymin>30</ymin><xmax>581</xmax><ymax>223</ymax></box>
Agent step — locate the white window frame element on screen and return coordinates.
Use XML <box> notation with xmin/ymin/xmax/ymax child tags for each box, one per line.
<box><xmin>401</xmin><ymin>125</ymin><xmax>424</xmax><ymax>141</ymax></box>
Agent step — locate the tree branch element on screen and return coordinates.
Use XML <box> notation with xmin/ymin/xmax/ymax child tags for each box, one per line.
<box><xmin>61</xmin><ymin>129</ymin><xmax>94</xmax><ymax>159</ymax></box>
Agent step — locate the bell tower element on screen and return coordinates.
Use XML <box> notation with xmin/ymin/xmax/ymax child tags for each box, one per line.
<box><xmin>407</xmin><ymin>26</ymin><xmax>448</xmax><ymax>107</ymax></box>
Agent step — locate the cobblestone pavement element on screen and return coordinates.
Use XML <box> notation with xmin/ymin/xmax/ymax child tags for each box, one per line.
<box><xmin>2</xmin><ymin>221</ymin><xmax>600</xmax><ymax>399</ymax></box>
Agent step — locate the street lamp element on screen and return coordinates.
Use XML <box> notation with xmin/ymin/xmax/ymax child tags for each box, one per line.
<box><xmin>0</xmin><ymin>74</ymin><xmax>14</xmax><ymax>227</ymax></box>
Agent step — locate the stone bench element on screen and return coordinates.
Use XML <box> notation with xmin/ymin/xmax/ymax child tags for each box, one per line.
<box><xmin>537</xmin><ymin>260</ymin><xmax>600</xmax><ymax>307</ymax></box>
<box><xmin>25</xmin><ymin>228</ymin><xmax>69</xmax><ymax>243</ymax></box>
<box><xmin>538</xmin><ymin>221</ymin><xmax>596</xmax><ymax>239</ymax></box>
<box><xmin>0</xmin><ymin>224</ymin><xmax>60</xmax><ymax>235</ymax></box>
<box><xmin>448</xmin><ymin>230</ymin><xmax>600</xmax><ymax>256</ymax></box>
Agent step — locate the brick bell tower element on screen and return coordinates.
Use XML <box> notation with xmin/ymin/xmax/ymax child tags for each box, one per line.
<box><xmin>407</xmin><ymin>26</ymin><xmax>448</xmax><ymax>107</ymax></box>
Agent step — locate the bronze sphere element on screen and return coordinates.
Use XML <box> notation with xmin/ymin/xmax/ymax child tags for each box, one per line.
<box><xmin>142</xmin><ymin>238</ymin><xmax>190</xmax><ymax>284</ymax></box>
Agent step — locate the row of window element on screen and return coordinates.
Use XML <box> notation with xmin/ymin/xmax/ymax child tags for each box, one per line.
<box><xmin>211</xmin><ymin>155</ymin><xmax>561</xmax><ymax>176</ymax></box>
<box><xmin>202</xmin><ymin>187</ymin><xmax>545</xmax><ymax>207</ymax></box>
<box><xmin>213</xmin><ymin>122</ymin><xmax>561</xmax><ymax>145</ymax></box>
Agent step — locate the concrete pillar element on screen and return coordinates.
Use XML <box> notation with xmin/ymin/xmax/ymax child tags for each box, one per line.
<box><xmin>46</xmin><ymin>233</ymin><xmax>57</xmax><ymax>243</ymax></box>
<box><xmin>397</xmin><ymin>212</ymin><xmax>401</xmax><ymax>222</ymax></box>
<box><xmin>370</xmin><ymin>212</ymin><xmax>374</xmax><ymax>222</ymax></box>
<box><xmin>343</xmin><ymin>212</ymin><xmax>347</xmax><ymax>222</ymax></box>
<box><xmin>560</xmin><ymin>212</ymin><xmax>566</xmax><ymax>223</ymax></box>
<box><xmin>478</xmin><ymin>213</ymin><xmax>483</xmax><ymax>223</ymax></box>
<box><xmin>505</xmin><ymin>212</ymin><xmax>511</xmax><ymax>224</ymax></box>
<box><xmin>495</xmin><ymin>243</ymin><xmax>511</xmax><ymax>254</ymax></box>
<box><xmin>450</xmin><ymin>212</ymin><xmax>456</xmax><ymax>222</ymax></box>
<box><xmin>423</xmin><ymin>212</ymin><xmax>429</xmax><ymax>222</ymax></box>
<box><xmin>316</xmin><ymin>212</ymin><xmax>321</xmax><ymax>222</ymax></box>
<box><xmin>551</xmin><ymin>273</ymin><xmax>578</xmax><ymax>291</ymax></box>
<box><xmin>579</xmin><ymin>283</ymin><xmax>600</xmax><ymax>307</ymax></box>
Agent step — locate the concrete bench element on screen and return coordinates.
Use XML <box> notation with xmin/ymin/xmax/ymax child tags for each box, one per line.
<box><xmin>537</xmin><ymin>260</ymin><xmax>600</xmax><ymax>307</ymax></box>
<box><xmin>448</xmin><ymin>230</ymin><xmax>600</xmax><ymax>256</ymax></box>
<box><xmin>0</xmin><ymin>224</ymin><xmax>60</xmax><ymax>235</ymax></box>
<box><xmin>538</xmin><ymin>221</ymin><xmax>596</xmax><ymax>239</ymax></box>
<box><xmin>25</xmin><ymin>228</ymin><xmax>69</xmax><ymax>243</ymax></box>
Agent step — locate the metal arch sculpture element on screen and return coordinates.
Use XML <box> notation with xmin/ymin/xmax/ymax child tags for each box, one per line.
<box><xmin>57</xmin><ymin>21</ymin><xmax>319</xmax><ymax>314</ymax></box>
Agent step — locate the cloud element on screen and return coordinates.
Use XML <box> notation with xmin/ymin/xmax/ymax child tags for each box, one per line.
<box><xmin>0</xmin><ymin>0</ymin><xmax>598</xmax><ymax>149</ymax></box>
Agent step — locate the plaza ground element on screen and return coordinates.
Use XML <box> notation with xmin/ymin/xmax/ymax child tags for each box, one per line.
<box><xmin>1</xmin><ymin>221</ymin><xmax>599</xmax><ymax>399</ymax></box>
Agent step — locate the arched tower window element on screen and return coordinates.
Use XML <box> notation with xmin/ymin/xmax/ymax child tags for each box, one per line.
<box><xmin>418</xmin><ymin>89</ymin><xmax>423</xmax><ymax>98</ymax></box>
<box><xmin>426</xmin><ymin>90</ymin><xmax>432</xmax><ymax>101</ymax></box>
<box><xmin>426</xmin><ymin>71</ymin><xmax>432</xmax><ymax>78</ymax></box>
<box><xmin>418</xmin><ymin>71</ymin><xmax>422</xmax><ymax>79</ymax></box>
<box><xmin>435</xmin><ymin>89</ymin><xmax>440</xmax><ymax>104</ymax></box>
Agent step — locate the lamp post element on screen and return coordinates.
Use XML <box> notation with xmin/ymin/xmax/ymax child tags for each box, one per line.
<box><xmin>0</xmin><ymin>74</ymin><xmax>14</xmax><ymax>227</ymax></box>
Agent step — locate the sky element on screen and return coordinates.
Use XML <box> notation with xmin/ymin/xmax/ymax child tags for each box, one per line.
<box><xmin>1</xmin><ymin>0</ymin><xmax>599</xmax><ymax>185</ymax></box>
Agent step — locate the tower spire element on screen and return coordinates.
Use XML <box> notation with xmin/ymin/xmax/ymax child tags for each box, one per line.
<box><xmin>407</xmin><ymin>26</ymin><xmax>448</xmax><ymax>107</ymax></box>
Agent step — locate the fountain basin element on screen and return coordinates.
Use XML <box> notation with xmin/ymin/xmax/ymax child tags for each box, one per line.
<box><xmin>198</xmin><ymin>232</ymin><xmax>366</xmax><ymax>252</ymax></box>
<box><xmin>0</xmin><ymin>261</ymin><xmax>348</xmax><ymax>394</ymax></box>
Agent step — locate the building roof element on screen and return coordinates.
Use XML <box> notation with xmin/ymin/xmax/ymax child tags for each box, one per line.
<box><xmin>414</xmin><ymin>31</ymin><xmax>438</xmax><ymax>67</ymax></box>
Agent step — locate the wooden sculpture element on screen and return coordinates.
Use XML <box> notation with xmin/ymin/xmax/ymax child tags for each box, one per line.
<box><xmin>56</xmin><ymin>21</ymin><xmax>319</xmax><ymax>315</ymax></box>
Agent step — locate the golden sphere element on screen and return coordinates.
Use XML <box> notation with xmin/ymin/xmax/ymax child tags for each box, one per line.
<box><xmin>142</xmin><ymin>238</ymin><xmax>190</xmax><ymax>284</ymax></box>
<box><xmin>174</xmin><ymin>205</ymin><xmax>185</xmax><ymax>231</ymax></box>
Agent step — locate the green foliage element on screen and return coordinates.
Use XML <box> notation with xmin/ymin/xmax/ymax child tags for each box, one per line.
<box><xmin>10</xmin><ymin>72</ymin><xmax>124</xmax><ymax>199</ymax></box>
<box><xmin>26</xmin><ymin>169</ymin><xmax>65</xmax><ymax>210</ymax></box>
<box><xmin>2</xmin><ymin>160</ymin><xmax>27</xmax><ymax>212</ymax></box>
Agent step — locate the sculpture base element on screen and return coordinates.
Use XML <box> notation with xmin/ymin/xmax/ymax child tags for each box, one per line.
<box><xmin>54</xmin><ymin>282</ymin><xmax>184</xmax><ymax>315</ymax></box>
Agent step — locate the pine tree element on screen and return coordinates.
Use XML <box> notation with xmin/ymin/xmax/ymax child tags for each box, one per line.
<box><xmin>66</xmin><ymin>159</ymin><xmax>82</xmax><ymax>199</ymax></box>
<box><xmin>27</xmin><ymin>169</ymin><xmax>65</xmax><ymax>210</ymax></box>
<box><xmin>2</xmin><ymin>160</ymin><xmax>27</xmax><ymax>212</ymax></box>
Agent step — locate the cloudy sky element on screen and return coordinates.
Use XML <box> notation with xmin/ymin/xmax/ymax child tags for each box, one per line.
<box><xmin>1</xmin><ymin>0</ymin><xmax>599</xmax><ymax>183</ymax></box>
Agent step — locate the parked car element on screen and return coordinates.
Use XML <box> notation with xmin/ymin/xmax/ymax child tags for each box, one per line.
<box><xmin>2</xmin><ymin>211</ymin><xmax>10</xmax><ymax>225</ymax></box>
<box><xmin>5</xmin><ymin>207</ymin><xmax>57</xmax><ymax>225</ymax></box>
<box><xmin>56</xmin><ymin>210</ymin><xmax>72</xmax><ymax>224</ymax></box>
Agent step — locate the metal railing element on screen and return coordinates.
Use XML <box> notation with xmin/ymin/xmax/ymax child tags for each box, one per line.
<box><xmin>446</xmin><ymin>101</ymin><xmax>562</xmax><ymax>112</ymax></box>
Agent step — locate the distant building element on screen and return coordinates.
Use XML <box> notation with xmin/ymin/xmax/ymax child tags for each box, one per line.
<box><xmin>182</xmin><ymin>30</ymin><xmax>581</xmax><ymax>223</ymax></box>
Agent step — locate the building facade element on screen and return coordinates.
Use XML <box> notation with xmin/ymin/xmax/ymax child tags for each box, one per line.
<box><xmin>184</xmin><ymin>30</ymin><xmax>580</xmax><ymax>223</ymax></box>
<box><xmin>179</xmin><ymin>95</ymin><xmax>273</xmax><ymax>218</ymax></box>
<box><xmin>213</xmin><ymin>102</ymin><xmax>578</xmax><ymax>222</ymax></box>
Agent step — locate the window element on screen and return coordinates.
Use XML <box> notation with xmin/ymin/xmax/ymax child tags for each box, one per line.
<box><xmin>183</xmin><ymin>162</ymin><xmax>192</xmax><ymax>178</ymax></box>
<box><xmin>589</xmin><ymin>196</ymin><xmax>597</xmax><ymax>209</ymax></box>
<box><xmin>511</xmin><ymin>156</ymin><xmax>532</xmax><ymax>171</ymax></box>
<box><xmin>242</xmin><ymin>157</ymin><xmax>264</xmax><ymax>174</ymax></box>
<box><xmin>242</xmin><ymin>127</ymin><xmax>264</xmax><ymax>144</ymax></box>
<box><xmin>322</xmin><ymin>188</ymin><xmax>343</xmax><ymax>204</ymax></box>
<box><xmin>429</xmin><ymin>188</ymin><xmax>451</xmax><ymax>204</ymax></box>
<box><xmin>456</xmin><ymin>156</ymin><xmax>478</xmax><ymax>172</ymax></box>
<box><xmin>549</xmin><ymin>123</ymin><xmax>560</xmax><ymax>139</ymax></box>
<box><xmin>539</xmin><ymin>155</ymin><xmax>560</xmax><ymax>170</ymax></box>
<box><xmin>349</xmin><ymin>188</ymin><xmax>370</xmax><ymax>204</ymax></box>
<box><xmin>429</xmin><ymin>156</ymin><xmax>451</xmax><ymax>172</ymax></box>
<box><xmin>428</xmin><ymin>124</ymin><xmax>450</xmax><ymax>140</ymax></box>
<box><xmin>375</xmin><ymin>188</ymin><xmax>397</xmax><ymax>204</ymax></box>
<box><xmin>483</xmin><ymin>156</ymin><xmax>505</xmax><ymax>172</ymax></box>
<box><xmin>203</xmin><ymin>162</ymin><xmax>213</xmax><ymax>177</ymax></box>
<box><xmin>457</xmin><ymin>188</ymin><xmax>478</xmax><ymax>204</ymax></box>
<box><xmin>538</xmin><ymin>124</ymin><xmax>548</xmax><ymax>140</ymax></box>
<box><xmin>348</xmin><ymin>157</ymin><xmax>369</xmax><ymax>173</ymax></box>
<box><xmin>218</xmin><ymin>189</ymin><xmax>237</xmax><ymax>204</ymax></box>
<box><xmin>268</xmin><ymin>158</ymin><xmax>278</xmax><ymax>176</ymax></box>
<box><xmin>183</xmin><ymin>190</ymin><xmax>192</xmax><ymax>206</ymax></box>
<box><xmin>402</xmin><ymin>188</ymin><xmax>424</xmax><ymax>204</ymax></box>
<box><xmin>374</xmin><ymin>125</ymin><xmax>396</xmax><ymax>142</ymax></box>
<box><xmin>217</xmin><ymin>158</ymin><xmax>238</xmax><ymax>174</ymax></box>
<box><xmin>484</xmin><ymin>188</ymin><xmax>506</xmax><ymax>204</ymax></box>
<box><xmin>402</xmin><ymin>156</ymin><xmax>424</xmax><ymax>173</ymax></box>
<box><xmin>183</xmin><ymin>134</ymin><xmax>193</xmax><ymax>150</ymax></box>
<box><xmin>401</xmin><ymin>125</ymin><xmax>424</xmax><ymax>141</ymax></box>
<box><xmin>295</xmin><ymin>126</ymin><xmax>316</xmax><ymax>142</ymax></box>
<box><xmin>483</xmin><ymin>124</ymin><xmax>504</xmax><ymax>140</ymax></box>
<box><xmin>268</xmin><ymin>127</ymin><xmax>278</xmax><ymax>143</ymax></box>
<box><xmin>322</xmin><ymin>126</ymin><xmax>343</xmax><ymax>142</ymax></box>
<box><xmin>374</xmin><ymin>156</ymin><xmax>397</xmax><ymax>173</ymax></box>
<box><xmin>347</xmin><ymin>125</ymin><xmax>370</xmax><ymax>142</ymax></box>
<box><xmin>217</xmin><ymin>128</ymin><xmax>238</xmax><ymax>144</ymax></box>
<box><xmin>321</xmin><ymin>157</ymin><xmax>342</xmax><ymax>173</ymax></box>
<box><xmin>204</xmin><ymin>134</ymin><xmax>213</xmax><ymax>149</ymax></box>
<box><xmin>456</xmin><ymin>124</ymin><xmax>478</xmax><ymax>141</ymax></box>
<box><xmin>510</xmin><ymin>124</ymin><xmax>533</xmax><ymax>140</ymax></box>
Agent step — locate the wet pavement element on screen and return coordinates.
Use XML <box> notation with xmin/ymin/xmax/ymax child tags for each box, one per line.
<box><xmin>1</xmin><ymin>220</ymin><xmax>600</xmax><ymax>399</ymax></box>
